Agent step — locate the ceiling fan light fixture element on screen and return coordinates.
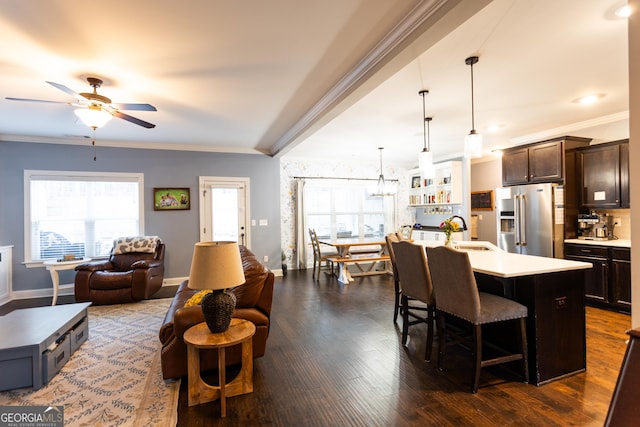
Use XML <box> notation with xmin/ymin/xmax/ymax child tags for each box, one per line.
<box><xmin>464</xmin><ymin>56</ymin><xmax>483</xmax><ymax>159</ymax></box>
<box><xmin>74</xmin><ymin>104</ymin><xmax>113</xmax><ymax>129</ymax></box>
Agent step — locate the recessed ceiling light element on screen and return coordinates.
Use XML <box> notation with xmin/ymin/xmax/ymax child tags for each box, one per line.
<box><xmin>485</xmin><ymin>124</ymin><xmax>503</xmax><ymax>132</ymax></box>
<box><xmin>615</xmin><ymin>4</ymin><xmax>631</xmax><ymax>18</ymax></box>
<box><xmin>573</xmin><ymin>94</ymin><xmax>604</xmax><ymax>105</ymax></box>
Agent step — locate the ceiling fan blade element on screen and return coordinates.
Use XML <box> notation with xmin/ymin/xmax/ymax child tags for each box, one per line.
<box><xmin>111</xmin><ymin>103</ymin><xmax>157</xmax><ymax>111</ymax></box>
<box><xmin>5</xmin><ymin>97</ymin><xmax>70</xmax><ymax>104</ymax></box>
<box><xmin>113</xmin><ymin>111</ymin><xmax>156</xmax><ymax>128</ymax></box>
<box><xmin>46</xmin><ymin>81</ymin><xmax>80</xmax><ymax>97</ymax></box>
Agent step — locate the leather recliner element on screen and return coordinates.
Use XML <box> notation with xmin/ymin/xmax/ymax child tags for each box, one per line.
<box><xmin>74</xmin><ymin>240</ymin><xmax>165</xmax><ymax>305</ymax></box>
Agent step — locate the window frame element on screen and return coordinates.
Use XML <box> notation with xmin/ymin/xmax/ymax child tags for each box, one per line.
<box><xmin>303</xmin><ymin>179</ymin><xmax>396</xmax><ymax>241</ymax></box>
<box><xmin>24</xmin><ymin>170</ymin><xmax>145</xmax><ymax>267</ymax></box>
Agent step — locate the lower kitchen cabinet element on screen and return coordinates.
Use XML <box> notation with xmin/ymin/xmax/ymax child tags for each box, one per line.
<box><xmin>564</xmin><ymin>243</ymin><xmax>630</xmax><ymax>313</ymax></box>
<box><xmin>610</xmin><ymin>248</ymin><xmax>631</xmax><ymax>311</ymax></box>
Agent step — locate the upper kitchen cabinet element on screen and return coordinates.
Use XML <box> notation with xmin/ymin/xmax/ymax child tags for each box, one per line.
<box><xmin>620</xmin><ymin>142</ymin><xmax>630</xmax><ymax>208</ymax></box>
<box><xmin>501</xmin><ymin>136</ymin><xmax>591</xmax><ymax>186</ymax></box>
<box><xmin>578</xmin><ymin>139</ymin><xmax>629</xmax><ymax>209</ymax></box>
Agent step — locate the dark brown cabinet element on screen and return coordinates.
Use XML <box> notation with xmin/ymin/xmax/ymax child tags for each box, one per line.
<box><xmin>577</xmin><ymin>139</ymin><xmax>629</xmax><ymax>209</ymax></box>
<box><xmin>620</xmin><ymin>142</ymin><xmax>630</xmax><ymax>208</ymax></box>
<box><xmin>564</xmin><ymin>243</ymin><xmax>631</xmax><ymax>313</ymax></box>
<box><xmin>610</xmin><ymin>247</ymin><xmax>631</xmax><ymax>311</ymax></box>
<box><xmin>501</xmin><ymin>136</ymin><xmax>591</xmax><ymax>186</ymax></box>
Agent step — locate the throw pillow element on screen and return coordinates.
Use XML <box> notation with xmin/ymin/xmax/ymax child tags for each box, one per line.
<box><xmin>184</xmin><ymin>290</ymin><xmax>212</xmax><ymax>307</ymax></box>
<box><xmin>113</xmin><ymin>236</ymin><xmax>160</xmax><ymax>254</ymax></box>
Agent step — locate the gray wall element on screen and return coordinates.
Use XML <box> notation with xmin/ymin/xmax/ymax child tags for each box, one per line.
<box><xmin>470</xmin><ymin>158</ymin><xmax>501</xmax><ymax>244</ymax></box>
<box><xmin>0</xmin><ymin>141</ymin><xmax>281</xmax><ymax>293</ymax></box>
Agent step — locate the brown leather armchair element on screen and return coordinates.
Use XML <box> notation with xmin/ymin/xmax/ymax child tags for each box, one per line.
<box><xmin>74</xmin><ymin>240</ymin><xmax>165</xmax><ymax>305</ymax></box>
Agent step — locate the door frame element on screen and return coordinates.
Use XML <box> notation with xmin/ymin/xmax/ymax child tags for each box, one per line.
<box><xmin>198</xmin><ymin>176</ymin><xmax>251</xmax><ymax>247</ymax></box>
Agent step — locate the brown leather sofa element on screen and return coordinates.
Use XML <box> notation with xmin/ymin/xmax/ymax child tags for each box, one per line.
<box><xmin>74</xmin><ymin>242</ymin><xmax>165</xmax><ymax>305</ymax></box>
<box><xmin>159</xmin><ymin>245</ymin><xmax>274</xmax><ymax>380</ymax></box>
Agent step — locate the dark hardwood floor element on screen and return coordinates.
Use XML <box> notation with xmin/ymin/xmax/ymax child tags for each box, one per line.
<box><xmin>177</xmin><ymin>269</ymin><xmax>630</xmax><ymax>426</ymax></box>
<box><xmin>2</xmin><ymin>268</ymin><xmax>630</xmax><ymax>426</ymax></box>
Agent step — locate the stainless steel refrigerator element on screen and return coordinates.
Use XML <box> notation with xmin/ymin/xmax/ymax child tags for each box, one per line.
<box><xmin>496</xmin><ymin>183</ymin><xmax>564</xmax><ymax>258</ymax></box>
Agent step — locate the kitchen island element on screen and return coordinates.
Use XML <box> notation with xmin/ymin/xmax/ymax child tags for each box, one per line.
<box><xmin>416</xmin><ymin>240</ymin><xmax>592</xmax><ymax>385</ymax></box>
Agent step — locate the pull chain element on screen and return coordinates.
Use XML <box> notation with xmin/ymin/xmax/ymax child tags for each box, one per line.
<box><xmin>91</xmin><ymin>127</ymin><xmax>97</xmax><ymax>161</ymax></box>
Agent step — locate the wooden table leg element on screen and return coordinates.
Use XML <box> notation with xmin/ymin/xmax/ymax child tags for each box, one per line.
<box><xmin>218</xmin><ymin>347</ymin><xmax>226</xmax><ymax>417</ymax></box>
<box><xmin>187</xmin><ymin>344</ymin><xmax>200</xmax><ymax>406</ymax></box>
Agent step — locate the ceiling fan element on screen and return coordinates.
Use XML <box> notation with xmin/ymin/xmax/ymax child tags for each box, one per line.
<box><xmin>6</xmin><ymin>77</ymin><xmax>157</xmax><ymax>129</ymax></box>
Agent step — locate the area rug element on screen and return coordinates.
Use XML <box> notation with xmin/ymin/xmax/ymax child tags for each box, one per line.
<box><xmin>0</xmin><ymin>298</ymin><xmax>180</xmax><ymax>427</ymax></box>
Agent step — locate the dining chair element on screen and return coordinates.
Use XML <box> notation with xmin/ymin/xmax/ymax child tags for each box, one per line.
<box><xmin>308</xmin><ymin>228</ymin><xmax>338</xmax><ymax>280</ymax></box>
<box><xmin>390</xmin><ymin>240</ymin><xmax>435</xmax><ymax>362</ymax></box>
<box><xmin>385</xmin><ymin>233</ymin><xmax>402</xmax><ymax>322</ymax></box>
<box><xmin>426</xmin><ymin>245</ymin><xmax>529</xmax><ymax>393</ymax></box>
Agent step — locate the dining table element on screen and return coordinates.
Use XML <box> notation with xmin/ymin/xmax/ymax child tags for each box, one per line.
<box><xmin>316</xmin><ymin>237</ymin><xmax>390</xmax><ymax>284</ymax></box>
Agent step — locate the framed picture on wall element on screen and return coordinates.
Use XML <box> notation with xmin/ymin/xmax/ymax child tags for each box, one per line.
<box><xmin>471</xmin><ymin>190</ymin><xmax>493</xmax><ymax>211</ymax></box>
<box><xmin>411</xmin><ymin>175</ymin><xmax>421</xmax><ymax>188</ymax></box>
<box><xmin>154</xmin><ymin>188</ymin><xmax>190</xmax><ymax>211</ymax></box>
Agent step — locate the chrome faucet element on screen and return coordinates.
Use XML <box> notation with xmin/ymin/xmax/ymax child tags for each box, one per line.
<box><xmin>448</xmin><ymin>215</ymin><xmax>468</xmax><ymax>231</ymax></box>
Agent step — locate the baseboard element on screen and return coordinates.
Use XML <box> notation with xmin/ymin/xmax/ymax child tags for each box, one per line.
<box><xmin>3</xmin><ymin>276</ymin><xmax>188</xmax><ymax>305</ymax></box>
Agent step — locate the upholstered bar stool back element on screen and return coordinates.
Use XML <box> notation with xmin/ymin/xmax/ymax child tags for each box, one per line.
<box><xmin>426</xmin><ymin>245</ymin><xmax>529</xmax><ymax>393</ymax></box>
<box><xmin>391</xmin><ymin>240</ymin><xmax>435</xmax><ymax>362</ymax></box>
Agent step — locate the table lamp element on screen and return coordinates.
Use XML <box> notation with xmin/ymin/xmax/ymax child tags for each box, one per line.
<box><xmin>188</xmin><ymin>241</ymin><xmax>246</xmax><ymax>333</ymax></box>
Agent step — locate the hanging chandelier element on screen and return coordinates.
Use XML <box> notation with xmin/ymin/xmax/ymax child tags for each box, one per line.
<box><xmin>370</xmin><ymin>147</ymin><xmax>396</xmax><ymax>197</ymax></box>
<box><xmin>464</xmin><ymin>56</ymin><xmax>483</xmax><ymax>158</ymax></box>
<box><xmin>418</xmin><ymin>89</ymin><xmax>435</xmax><ymax>179</ymax></box>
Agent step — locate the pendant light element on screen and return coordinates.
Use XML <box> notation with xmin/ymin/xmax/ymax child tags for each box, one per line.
<box><xmin>370</xmin><ymin>147</ymin><xmax>396</xmax><ymax>196</ymax></box>
<box><xmin>418</xmin><ymin>90</ymin><xmax>435</xmax><ymax>179</ymax></box>
<box><xmin>464</xmin><ymin>56</ymin><xmax>483</xmax><ymax>159</ymax></box>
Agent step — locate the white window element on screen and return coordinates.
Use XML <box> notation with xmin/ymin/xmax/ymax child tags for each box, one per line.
<box><xmin>304</xmin><ymin>179</ymin><xmax>395</xmax><ymax>240</ymax></box>
<box><xmin>24</xmin><ymin>170</ymin><xmax>144</xmax><ymax>264</ymax></box>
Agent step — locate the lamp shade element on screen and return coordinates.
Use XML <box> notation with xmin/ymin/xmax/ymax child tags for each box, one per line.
<box><xmin>74</xmin><ymin>105</ymin><xmax>113</xmax><ymax>129</ymax></box>
<box><xmin>464</xmin><ymin>131</ymin><xmax>483</xmax><ymax>159</ymax></box>
<box><xmin>419</xmin><ymin>149</ymin><xmax>435</xmax><ymax>179</ymax></box>
<box><xmin>188</xmin><ymin>241</ymin><xmax>245</xmax><ymax>291</ymax></box>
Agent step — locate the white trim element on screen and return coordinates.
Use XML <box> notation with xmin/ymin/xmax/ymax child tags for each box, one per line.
<box><xmin>198</xmin><ymin>176</ymin><xmax>251</xmax><ymax>247</ymax></box>
<box><xmin>509</xmin><ymin>111</ymin><xmax>629</xmax><ymax>146</ymax></box>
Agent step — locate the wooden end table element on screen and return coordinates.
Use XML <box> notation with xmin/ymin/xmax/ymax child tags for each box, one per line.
<box><xmin>183</xmin><ymin>318</ymin><xmax>256</xmax><ymax>417</ymax></box>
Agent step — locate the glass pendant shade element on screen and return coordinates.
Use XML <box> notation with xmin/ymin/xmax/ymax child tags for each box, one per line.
<box><xmin>464</xmin><ymin>131</ymin><xmax>483</xmax><ymax>159</ymax></box>
<box><xmin>74</xmin><ymin>105</ymin><xmax>112</xmax><ymax>129</ymax></box>
<box><xmin>419</xmin><ymin>149</ymin><xmax>435</xmax><ymax>179</ymax></box>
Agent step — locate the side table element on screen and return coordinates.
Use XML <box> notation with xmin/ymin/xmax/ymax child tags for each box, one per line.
<box><xmin>184</xmin><ymin>318</ymin><xmax>256</xmax><ymax>417</ymax></box>
<box><xmin>43</xmin><ymin>258</ymin><xmax>91</xmax><ymax>305</ymax></box>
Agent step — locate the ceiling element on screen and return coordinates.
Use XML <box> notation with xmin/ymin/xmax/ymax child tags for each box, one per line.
<box><xmin>0</xmin><ymin>0</ymin><xmax>629</xmax><ymax>167</ymax></box>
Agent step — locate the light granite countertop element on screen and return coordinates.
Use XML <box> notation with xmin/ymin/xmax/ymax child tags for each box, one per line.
<box><xmin>415</xmin><ymin>240</ymin><xmax>592</xmax><ymax>278</ymax></box>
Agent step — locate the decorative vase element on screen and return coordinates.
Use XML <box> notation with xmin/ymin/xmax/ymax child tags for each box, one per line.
<box><xmin>201</xmin><ymin>289</ymin><xmax>236</xmax><ymax>333</ymax></box>
<box><xmin>444</xmin><ymin>233</ymin><xmax>453</xmax><ymax>247</ymax></box>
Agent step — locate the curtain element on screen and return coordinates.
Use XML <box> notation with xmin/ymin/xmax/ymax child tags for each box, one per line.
<box><xmin>294</xmin><ymin>178</ymin><xmax>307</xmax><ymax>269</ymax></box>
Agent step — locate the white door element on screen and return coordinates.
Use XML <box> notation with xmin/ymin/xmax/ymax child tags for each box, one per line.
<box><xmin>199</xmin><ymin>177</ymin><xmax>250</xmax><ymax>247</ymax></box>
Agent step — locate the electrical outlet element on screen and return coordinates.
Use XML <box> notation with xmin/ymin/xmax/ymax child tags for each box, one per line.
<box><xmin>263</xmin><ymin>255</ymin><xmax>268</xmax><ymax>263</ymax></box>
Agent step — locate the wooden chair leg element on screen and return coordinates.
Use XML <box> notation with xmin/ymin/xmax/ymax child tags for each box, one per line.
<box><xmin>437</xmin><ymin>311</ymin><xmax>446</xmax><ymax>372</ymax></box>
<box><xmin>472</xmin><ymin>324</ymin><xmax>482</xmax><ymax>394</ymax></box>
<box><xmin>401</xmin><ymin>295</ymin><xmax>410</xmax><ymax>345</ymax></box>
<box><xmin>520</xmin><ymin>318</ymin><xmax>530</xmax><ymax>384</ymax></box>
<box><xmin>425</xmin><ymin>305</ymin><xmax>434</xmax><ymax>362</ymax></box>
<box><xmin>393</xmin><ymin>279</ymin><xmax>400</xmax><ymax>323</ymax></box>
